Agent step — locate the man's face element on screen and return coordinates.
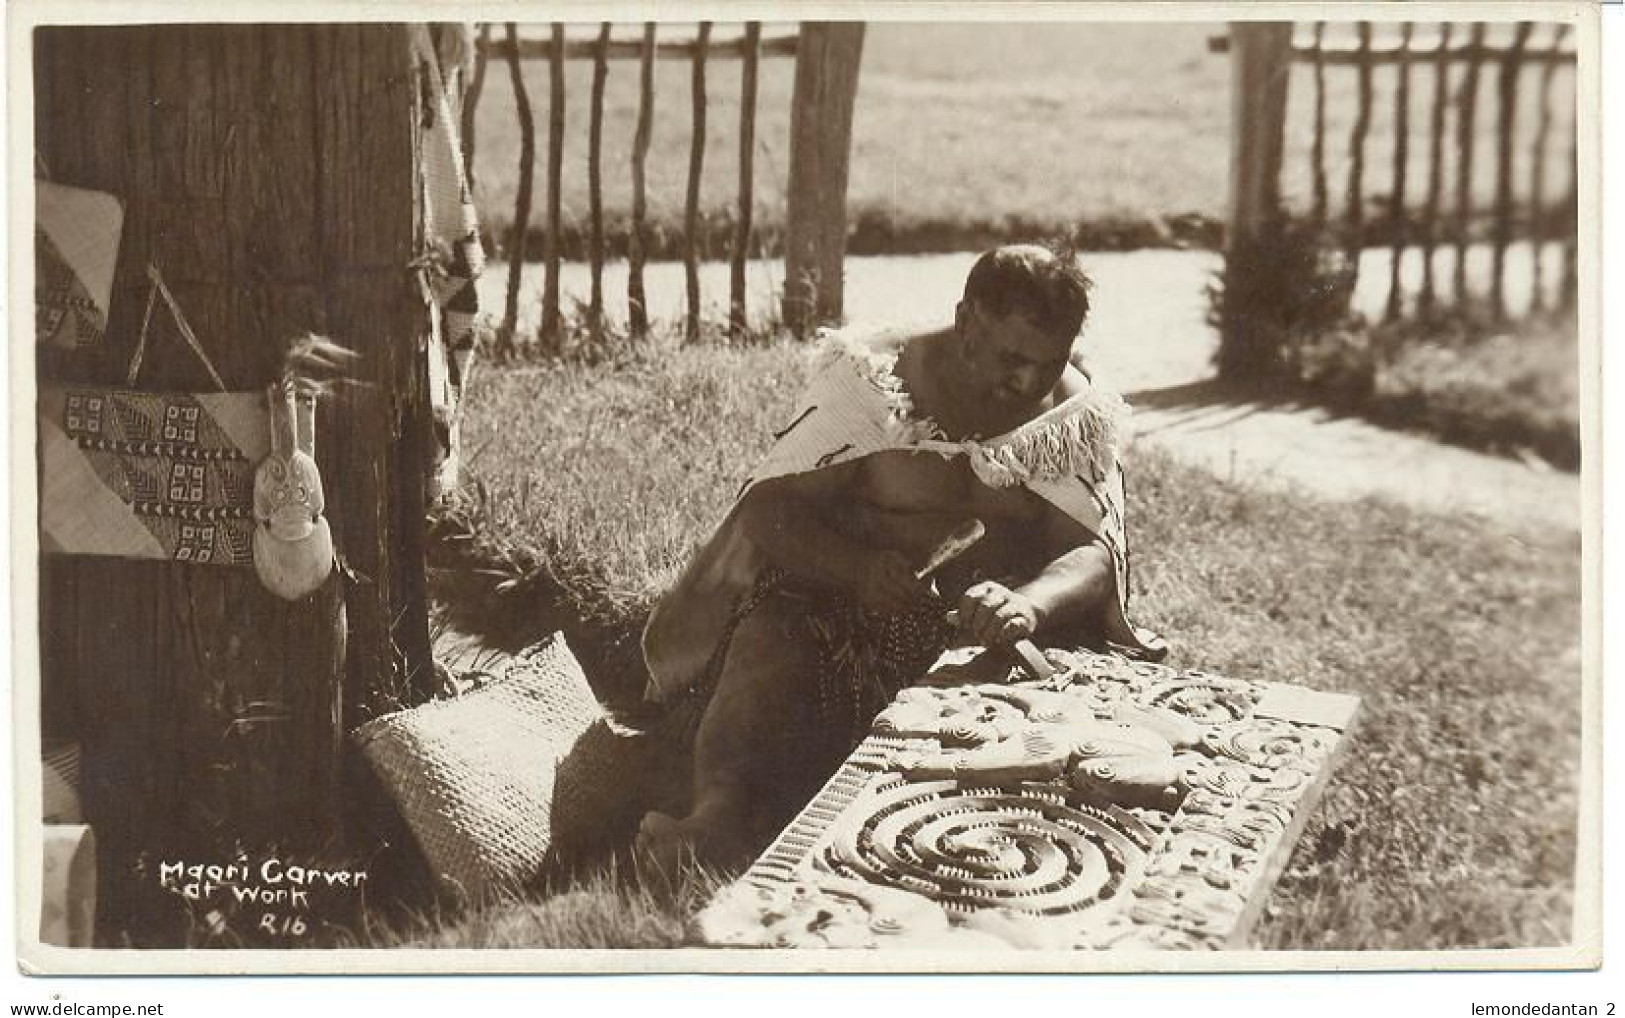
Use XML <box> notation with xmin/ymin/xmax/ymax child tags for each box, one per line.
<box><xmin>955</xmin><ymin>300</ymin><xmax>1074</xmax><ymax>410</ymax></box>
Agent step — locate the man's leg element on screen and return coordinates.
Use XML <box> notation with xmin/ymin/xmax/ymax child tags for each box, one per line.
<box><xmin>637</xmin><ymin>595</ymin><xmax>818</xmax><ymax>872</ymax></box>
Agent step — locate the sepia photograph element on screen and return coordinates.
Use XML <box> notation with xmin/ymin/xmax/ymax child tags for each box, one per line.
<box><xmin>7</xmin><ymin>0</ymin><xmax>1604</xmax><ymax>978</ymax></box>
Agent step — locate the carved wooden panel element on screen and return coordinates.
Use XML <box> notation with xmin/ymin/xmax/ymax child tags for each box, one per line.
<box><xmin>699</xmin><ymin>649</ymin><xmax>1358</xmax><ymax>950</ymax></box>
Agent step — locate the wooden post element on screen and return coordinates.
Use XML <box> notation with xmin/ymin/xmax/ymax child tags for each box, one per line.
<box><xmin>588</xmin><ymin>22</ymin><xmax>610</xmax><ymax>341</ymax></box>
<box><xmin>1344</xmin><ymin>22</ymin><xmax>1374</xmax><ymax>272</ymax></box>
<box><xmin>1561</xmin><ymin>113</ymin><xmax>1577</xmax><ymax>311</ymax></box>
<box><xmin>1386</xmin><ymin>22</ymin><xmax>1413</xmax><ymax>322</ymax></box>
<box><xmin>1310</xmin><ymin>22</ymin><xmax>1329</xmax><ymax>227</ymax></box>
<box><xmin>461</xmin><ymin>23</ymin><xmax>490</xmax><ymax>191</ymax></box>
<box><xmin>782</xmin><ymin>22</ymin><xmax>866</xmax><ymax>338</ymax></box>
<box><xmin>33</xmin><ymin>24</ymin><xmax>427</xmax><ymax>942</ymax></box>
<box><xmin>628</xmin><ymin>23</ymin><xmax>656</xmax><ymax>338</ymax></box>
<box><xmin>1219</xmin><ymin>22</ymin><xmax>1293</xmax><ymax>380</ymax></box>
<box><xmin>684</xmin><ymin>22</ymin><xmax>712</xmax><ymax>344</ymax></box>
<box><xmin>732</xmin><ymin>22</ymin><xmax>762</xmax><ymax>340</ymax></box>
<box><xmin>1491</xmin><ymin>22</ymin><xmax>1532</xmax><ymax>321</ymax></box>
<box><xmin>1453</xmin><ymin>22</ymin><xmax>1486</xmax><ymax>305</ymax></box>
<box><xmin>541</xmin><ymin>23</ymin><xmax>565</xmax><ymax>351</ymax></box>
<box><xmin>1528</xmin><ymin>23</ymin><xmax>1568</xmax><ymax>313</ymax></box>
<box><xmin>1419</xmin><ymin>21</ymin><xmax>1453</xmax><ymax>315</ymax></box>
<box><xmin>501</xmin><ymin>22</ymin><xmax>534</xmax><ymax>359</ymax></box>
<box><xmin>1561</xmin><ymin>33</ymin><xmax>1576</xmax><ymax>311</ymax></box>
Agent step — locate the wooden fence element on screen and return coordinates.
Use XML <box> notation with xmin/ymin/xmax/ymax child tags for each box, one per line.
<box><xmin>473</xmin><ymin>22</ymin><xmax>863</xmax><ymax>353</ymax></box>
<box><xmin>1221</xmin><ymin>21</ymin><xmax>1577</xmax><ymax>373</ymax></box>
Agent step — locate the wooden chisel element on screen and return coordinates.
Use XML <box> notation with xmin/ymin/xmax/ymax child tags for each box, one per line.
<box><xmin>1007</xmin><ymin>638</ymin><xmax>1057</xmax><ymax>682</ymax></box>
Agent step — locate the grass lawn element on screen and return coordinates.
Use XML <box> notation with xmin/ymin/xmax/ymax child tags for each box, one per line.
<box><xmin>470</xmin><ymin>21</ymin><xmax>1577</xmax><ymax>256</ymax></box>
<box><xmin>1371</xmin><ymin>310</ymin><xmax>1581</xmax><ymax>470</ymax></box>
<box><xmin>413</xmin><ymin>338</ymin><xmax>1581</xmax><ymax>950</ymax></box>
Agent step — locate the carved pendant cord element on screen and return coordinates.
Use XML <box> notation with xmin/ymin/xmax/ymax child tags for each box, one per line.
<box><xmin>700</xmin><ymin>649</ymin><xmax>1357</xmax><ymax>950</ymax></box>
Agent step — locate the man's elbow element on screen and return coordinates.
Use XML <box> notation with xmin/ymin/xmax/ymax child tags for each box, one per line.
<box><xmin>1050</xmin><ymin>537</ymin><xmax>1113</xmax><ymax>583</ymax></box>
<box><xmin>1057</xmin><ymin>542</ymin><xmax>1118</xmax><ymax>623</ymax></box>
<box><xmin>1077</xmin><ymin>540</ymin><xmax>1116</xmax><ymax>595</ymax></box>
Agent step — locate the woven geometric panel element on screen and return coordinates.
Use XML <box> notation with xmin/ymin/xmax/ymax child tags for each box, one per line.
<box><xmin>698</xmin><ymin>649</ymin><xmax>1358</xmax><ymax>951</ymax></box>
<box><xmin>35</xmin><ymin>181</ymin><xmax>123</xmax><ymax>351</ymax></box>
<box><xmin>38</xmin><ymin>386</ymin><xmax>269</xmax><ymax>566</ymax></box>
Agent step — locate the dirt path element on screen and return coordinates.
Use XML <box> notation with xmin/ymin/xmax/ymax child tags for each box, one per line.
<box><xmin>477</xmin><ymin>247</ymin><xmax>1579</xmax><ymax>537</ymax></box>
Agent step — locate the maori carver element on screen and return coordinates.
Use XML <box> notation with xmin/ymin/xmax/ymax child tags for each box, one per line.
<box><xmin>637</xmin><ymin>245</ymin><xmax>1166</xmax><ymax>871</ymax></box>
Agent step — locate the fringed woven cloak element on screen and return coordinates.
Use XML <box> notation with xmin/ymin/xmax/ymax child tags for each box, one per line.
<box><xmin>643</xmin><ymin>327</ymin><xmax>1166</xmax><ymax>704</ymax></box>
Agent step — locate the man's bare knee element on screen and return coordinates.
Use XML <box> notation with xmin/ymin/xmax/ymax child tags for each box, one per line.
<box><xmin>706</xmin><ymin>600</ymin><xmax>816</xmax><ymax>715</ymax></box>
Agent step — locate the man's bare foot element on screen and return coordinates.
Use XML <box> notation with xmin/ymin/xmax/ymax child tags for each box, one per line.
<box><xmin>634</xmin><ymin>804</ymin><xmax>755</xmax><ymax>880</ymax></box>
<box><xmin>634</xmin><ymin>810</ymin><xmax>695</xmax><ymax>882</ymax></box>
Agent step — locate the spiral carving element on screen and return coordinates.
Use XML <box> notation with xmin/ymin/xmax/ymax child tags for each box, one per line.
<box><xmin>705</xmin><ymin>646</ymin><xmax>1358</xmax><ymax>950</ymax></box>
<box><xmin>825</xmin><ymin>778</ymin><xmax>1156</xmax><ymax>918</ymax></box>
<box><xmin>1143</xmin><ymin>675</ymin><xmax>1260</xmax><ymax>724</ymax></box>
<box><xmin>1204</xmin><ymin>719</ymin><xmax>1336</xmax><ymax>770</ymax></box>
<box><xmin>1182</xmin><ymin>755</ymin><xmax>1313</xmax><ymax>803</ymax></box>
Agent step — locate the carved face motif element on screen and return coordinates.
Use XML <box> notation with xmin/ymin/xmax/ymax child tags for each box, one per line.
<box><xmin>254</xmin><ymin>449</ymin><xmax>324</xmax><ymax>541</ymax></box>
<box><xmin>874</xmin><ymin>686</ymin><xmax>1025</xmax><ymax>742</ymax></box>
<box><xmin>699</xmin><ymin>876</ymin><xmax>965</xmax><ymax>949</ymax></box>
<box><xmin>251</xmin><ymin>385</ymin><xmax>333</xmax><ymax>600</ymax></box>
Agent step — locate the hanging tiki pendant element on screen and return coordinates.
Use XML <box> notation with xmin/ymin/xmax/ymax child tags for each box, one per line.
<box><xmin>252</xmin><ymin>380</ymin><xmax>334</xmax><ymax>600</ymax></box>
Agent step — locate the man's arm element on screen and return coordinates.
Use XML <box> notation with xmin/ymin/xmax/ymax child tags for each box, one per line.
<box><xmin>1018</xmin><ymin>504</ymin><xmax>1115</xmax><ymax>631</ymax></box>
<box><xmin>955</xmin><ymin>501</ymin><xmax>1115</xmax><ymax>646</ymax></box>
<box><xmin>734</xmin><ymin>463</ymin><xmax>930</xmax><ymax>612</ymax></box>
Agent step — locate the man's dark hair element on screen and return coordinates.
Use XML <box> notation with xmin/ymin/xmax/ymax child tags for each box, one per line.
<box><xmin>962</xmin><ymin>243</ymin><xmax>1093</xmax><ymax>339</ymax></box>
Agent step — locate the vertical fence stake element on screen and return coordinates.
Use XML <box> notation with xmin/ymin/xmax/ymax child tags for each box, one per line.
<box><xmin>461</xmin><ymin>23</ymin><xmax>490</xmax><ymax>193</ymax></box>
<box><xmin>1419</xmin><ymin>21</ymin><xmax>1452</xmax><ymax>316</ymax></box>
<box><xmin>588</xmin><ymin>22</ymin><xmax>610</xmax><ymax>341</ymax></box>
<box><xmin>628</xmin><ymin>23</ymin><xmax>655</xmax><ymax>338</ymax></box>
<box><xmin>1310</xmin><ymin>22</ymin><xmax>1329</xmax><ymax>228</ymax></box>
<box><xmin>1343</xmin><ymin>21</ymin><xmax>1373</xmax><ymax>278</ymax></box>
<box><xmin>542</xmin><ymin>22</ymin><xmax>565</xmax><ymax>350</ymax></box>
<box><xmin>1453</xmin><ymin>22</ymin><xmax>1486</xmax><ymax>306</ymax></box>
<box><xmin>783</xmin><ymin>22</ymin><xmax>867</xmax><ymax>337</ymax></box>
<box><xmin>731</xmin><ymin>22</ymin><xmax>761</xmax><ymax>341</ymax></box>
<box><xmin>1386</xmin><ymin>22</ymin><xmax>1413</xmax><ymax>322</ymax></box>
<box><xmin>1490</xmin><ymin>22</ymin><xmax>1531</xmax><ymax>321</ymax></box>
<box><xmin>1528</xmin><ymin>23</ymin><xmax>1569</xmax><ymax>314</ymax></box>
<box><xmin>1560</xmin><ymin>67</ymin><xmax>1578</xmax><ymax>311</ymax></box>
<box><xmin>1218</xmin><ymin>22</ymin><xmax>1292</xmax><ymax>380</ymax></box>
<box><xmin>684</xmin><ymin>22</ymin><xmax>712</xmax><ymax>344</ymax></box>
<box><xmin>500</xmin><ymin>22</ymin><xmax>534</xmax><ymax>360</ymax></box>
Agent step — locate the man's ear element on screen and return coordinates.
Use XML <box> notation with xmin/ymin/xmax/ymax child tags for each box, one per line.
<box><xmin>953</xmin><ymin>302</ymin><xmax>976</xmax><ymax>359</ymax></box>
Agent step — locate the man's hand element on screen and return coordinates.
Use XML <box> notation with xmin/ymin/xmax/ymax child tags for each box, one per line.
<box><xmin>852</xmin><ymin>550</ymin><xmax>934</xmax><ymax>613</ymax></box>
<box><xmin>954</xmin><ymin>581</ymin><xmax>1039</xmax><ymax>647</ymax></box>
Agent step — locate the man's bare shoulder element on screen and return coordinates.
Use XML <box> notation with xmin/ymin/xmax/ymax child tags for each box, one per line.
<box><xmin>1053</xmin><ymin>360</ymin><xmax>1095</xmax><ymax>402</ymax></box>
<box><xmin>821</xmin><ymin>323</ymin><xmax>933</xmax><ymax>362</ymax></box>
<box><xmin>749</xmin><ymin>454</ymin><xmax>863</xmax><ymax>502</ymax></box>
